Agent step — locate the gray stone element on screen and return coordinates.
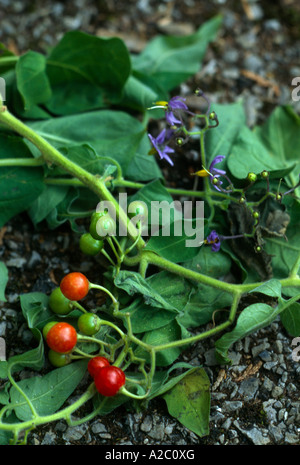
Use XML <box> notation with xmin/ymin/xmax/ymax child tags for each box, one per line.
<box><xmin>251</xmin><ymin>341</ymin><xmax>270</xmax><ymax>358</ymax></box>
<box><xmin>263</xmin><ymin>400</ymin><xmax>277</xmax><ymax>423</ymax></box>
<box><xmin>63</xmin><ymin>424</ymin><xmax>87</xmax><ymax>442</ymax></box>
<box><xmin>204</xmin><ymin>348</ymin><xmax>219</xmax><ymax>366</ymax></box>
<box><xmin>264</xmin><ymin>19</ymin><xmax>281</xmax><ymax>31</ymax></box>
<box><xmin>272</xmin><ymin>386</ymin><xmax>284</xmax><ymax>398</ymax></box>
<box><xmin>238</xmin><ymin>378</ymin><xmax>260</xmax><ymax>400</ymax></box>
<box><xmin>6</xmin><ymin>257</ymin><xmax>27</xmax><ymax>268</ymax></box>
<box><xmin>41</xmin><ymin>431</ymin><xmax>56</xmax><ymax>445</ymax></box>
<box><xmin>263</xmin><ymin>361</ymin><xmax>278</xmax><ymax>371</ymax></box>
<box><xmin>274</xmin><ymin>340</ymin><xmax>283</xmax><ymax>354</ymax></box>
<box><xmin>269</xmin><ymin>424</ymin><xmax>285</xmax><ymax>443</ymax></box>
<box><xmin>244</xmin><ymin>54</ymin><xmax>264</xmax><ymax>73</ymax></box>
<box><xmin>285</xmin><ymin>432</ymin><xmax>299</xmax><ymax>444</ymax></box>
<box><xmin>259</xmin><ymin>350</ymin><xmax>272</xmax><ymax>362</ymax></box>
<box><xmin>262</xmin><ymin>376</ymin><xmax>274</xmax><ymax>391</ymax></box>
<box><xmin>27</xmin><ymin>251</ymin><xmax>42</xmax><ymax>268</ymax></box>
<box><xmin>222</xmin><ymin>401</ymin><xmax>243</xmax><ymax>413</ymax></box>
<box><xmin>234</xmin><ymin>421</ymin><xmax>271</xmax><ymax>445</ymax></box>
<box><xmin>91</xmin><ymin>421</ymin><xmax>107</xmax><ymax>434</ymax></box>
<box><xmin>0</xmin><ymin>322</ymin><xmax>6</xmax><ymax>337</ymax></box>
<box><xmin>140</xmin><ymin>415</ymin><xmax>152</xmax><ymax>433</ymax></box>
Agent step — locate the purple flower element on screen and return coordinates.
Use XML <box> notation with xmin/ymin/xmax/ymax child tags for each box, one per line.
<box><xmin>166</xmin><ymin>96</ymin><xmax>188</xmax><ymax>126</ymax></box>
<box><xmin>194</xmin><ymin>155</ymin><xmax>228</xmax><ymax>191</ymax></box>
<box><xmin>208</xmin><ymin>155</ymin><xmax>231</xmax><ymax>192</ymax></box>
<box><xmin>148</xmin><ymin>129</ymin><xmax>175</xmax><ymax>166</ymax></box>
<box><xmin>204</xmin><ymin>230</ymin><xmax>221</xmax><ymax>252</ymax></box>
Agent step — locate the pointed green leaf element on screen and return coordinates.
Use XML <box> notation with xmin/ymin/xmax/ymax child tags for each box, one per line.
<box><xmin>163</xmin><ymin>367</ymin><xmax>210</xmax><ymax>437</ymax></box>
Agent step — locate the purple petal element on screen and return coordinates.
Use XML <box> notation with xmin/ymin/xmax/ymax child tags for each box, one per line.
<box><xmin>156</xmin><ymin>128</ymin><xmax>167</xmax><ymax>144</ymax></box>
<box><xmin>212</xmin><ymin>168</ymin><xmax>226</xmax><ymax>176</ymax></box>
<box><xmin>166</xmin><ymin>111</ymin><xmax>181</xmax><ymax>126</ymax></box>
<box><xmin>211</xmin><ymin>241</ymin><xmax>221</xmax><ymax>252</ymax></box>
<box><xmin>168</xmin><ymin>96</ymin><xmax>188</xmax><ymax>110</ymax></box>
<box><xmin>209</xmin><ymin>155</ymin><xmax>225</xmax><ymax>171</ymax></box>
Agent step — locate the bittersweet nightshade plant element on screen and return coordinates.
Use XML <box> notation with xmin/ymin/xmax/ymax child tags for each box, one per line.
<box><xmin>0</xmin><ymin>22</ymin><xmax>300</xmax><ymax>445</ymax></box>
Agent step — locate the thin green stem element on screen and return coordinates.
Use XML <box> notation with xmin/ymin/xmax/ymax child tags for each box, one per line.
<box><xmin>0</xmin><ymin>157</ymin><xmax>45</xmax><ymax>167</ymax></box>
<box><xmin>0</xmin><ymin>383</ymin><xmax>97</xmax><ymax>433</ymax></box>
<box><xmin>0</xmin><ymin>105</ymin><xmax>145</xmax><ymax>250</ymax></box>
<box><xmin>0</xmin><ymin>56</ymin><xmax>19</xmax><ymax>68</ymax></box>
<box><xmin>89</xmin><ymin>283</ymin><xmax>119</xmax><ymax>307</ymax></box>
<box><xmin>152</xmin><ymin>292</ymin><xmax>240</xmax><ymax>352</ymax></box>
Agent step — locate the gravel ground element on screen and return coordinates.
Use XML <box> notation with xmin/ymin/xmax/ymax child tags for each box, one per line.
<box><xmin>0</xmin><ymin>0</ymin><xmax>299</xmax><ymax>446</ymax></box>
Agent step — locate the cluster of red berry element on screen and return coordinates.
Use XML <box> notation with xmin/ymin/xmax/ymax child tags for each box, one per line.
<box><xmin>43</xmin><ymin>271</ymin><xmax>125</xmax><ymax>397</ymax></box>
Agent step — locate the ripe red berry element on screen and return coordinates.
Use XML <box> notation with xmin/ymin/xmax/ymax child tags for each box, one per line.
<box><xmin>60</xmin><ymin>272</ymin><xmax>89</xmax><ymax>301</ymax></box>
<box><xmin>94</xmin><ymin>365</ymin><xmax>125</xmax><ymax>397</ymax></box>
<box><xmin>46</xmin><ymin>322</ymin><xmax>77</xmax><ymax>354</ymax></box>
<box><xmin>87</xmin><ymin>356</ymin><xmax>110</xmax><ymax>378</ymax></box>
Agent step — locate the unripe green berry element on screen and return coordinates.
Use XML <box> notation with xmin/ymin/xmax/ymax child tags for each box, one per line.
<box><xmin>261</xmin><ymin>170</ymin><xmax>269</xmax><ymax>179</ymax></box>
<box><xmin>43</xmin><ymin>321</ymin><xmax>57</xmax><ymax>340</ymax></box>
<box><xmin>247</xmin><ymin>172</ymin><xmax>257</xmax><ymax>183</ymax></box>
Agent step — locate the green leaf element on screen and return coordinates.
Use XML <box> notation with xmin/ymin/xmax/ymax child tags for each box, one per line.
<box><xmin>215</xmin><ymin>296</ymin><xmax>300</xmax><ymax>364</ymax></box>
<box><xmin>148</xmin><ymin>362</ymin><xmax>195</xmax><ymax>400</ymax></box>
<box><xmin>249</xmin><ymin>279</ymin><xmax>282</xmax><ymax>298</ymax></box>
<box><xmin>0</xmin><ymin>134</ymin><xmax>45</xmax><ymax>227</ymax></box>
<box><xmin>264</xmin><ymin>200</ymin><xmax>300</xmax><ymax>279</ymax></box>
<box><xmin>178</xmin><ymin>281</ymin><xmax>233</xmax><ymax>329</ymax></box>
<box><xmin>147</xmin><ymin>271</ymin><xmax>193</xmax><ymax>312</ymax></box>
<box><xmin>10</xmin><ymin>360</ymin><xmax>87</xmax><ymax>421</ymax></box>
<box><xmin>129</xmin><ymin>179</ymin><xmax>180</xmax><ymax>228</ymax></box>
<box><xmin>134</xmin><ymin>319</ymin><xmax>190</xmax><ymax>367</ymax></box>
<box><xmin>184</xmin><ymin>245</ymin><xmax>232</xmax><ymax>279</ymax></box>
<box><xmin>0</xmin><ymin>361</ymin><xmax>8</xmax><ymax>379</ymax></box>
<box><xmin>45</xmin><ymin>31</ymin><xmax>131</xmax><ymax>114</ymax></box>
<box><xmin>227</xmin><ymin>125</ymin><xmax>296</xmax><ymax>179</ymax></box>
<box><xmin>145</xmin><ymin>228</ymin><xmax>201</xmax><ymax>263</ymax></box>
<box><xmin>119</xmin><ymin>271</ymin><xmax>193</xmax><ymax>334</ymax></box>
<box><xmin>114</xmin><ymin>270</ymin><xmax>177</xmax><ymax>311</ymax></box>
<box><xmin>163</xmin><ymin>367</ymin><xmax>210</xmax><ymax>437</ymax></box>
<box><xmin>0</xmin><ymin>262</ymin><xmax>8</xmax><ymax>302</ymax></box>
<box><xmin>122</xmin><ymin>298</ymin><xmax>178</xmax><ymax>334</ymax></box>
<box><xmin>16</xmin><ymin>51</ymin><xmax>52</xmax><ymax>110</ymax></box>
<box><xmin>29</xmin><ymin>110</ymin><xmax>161</xmax><ymax>181</ymax></box>
<box><xmin>121</xmin><ymin>72</ymin><xmax>163</xmax><ymax>111</ymax></box>
<box><xmin>254</xmin><ymin>105</ymin><xmax>300</xmax><ymax>190</ymax></box>
<box><xmin>27</xmin><ymin>185</ymin><xmax>69</xmax><ymax>226</ymax></box>
<box><xmin>280</xmin><ymin>302</ymin><xmax>300</xmax><ymax>337</ymax></box>
<box><xmin>132</xmin><ymin>15</ymin><xmax>222</xmax><ymax>91</ymax></box>
<box><xmin>8</xmin><ymin>332</ymin><xmax>44</xmax><ymax>374</ymax></box>
<box><xmin>205</xmin><ymin>100</ymin><xmax>247</xmax><ymax>165</ymax></box>
<box><xmin>0</xmin><ymin>43</ymin><xmax>17</xmax><ymax>74</ymax></box>
<box><xmin>19</xmin><ymin>292</ymin><xmax>53</xmax><ymax>331</ymax></box>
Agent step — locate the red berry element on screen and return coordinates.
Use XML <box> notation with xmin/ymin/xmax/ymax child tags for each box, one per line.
<box><xmin>94</xmin><ymin>365</ymin><xmax>125</xmax><ymax>397</ymax></box>
<box><xmin>87</xmin><ymin>356</ymin><xmax>110</xmax><ymax>378</ymax></box>
<box><xmin>46</xmin><ymin>322</ymin><xmax>77</xmax><ymax>354</ymax></box>
<box><xmin>60</xmin><ymin>272</ymin><xmax>89</xmax><ymax>301</ymax></box>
